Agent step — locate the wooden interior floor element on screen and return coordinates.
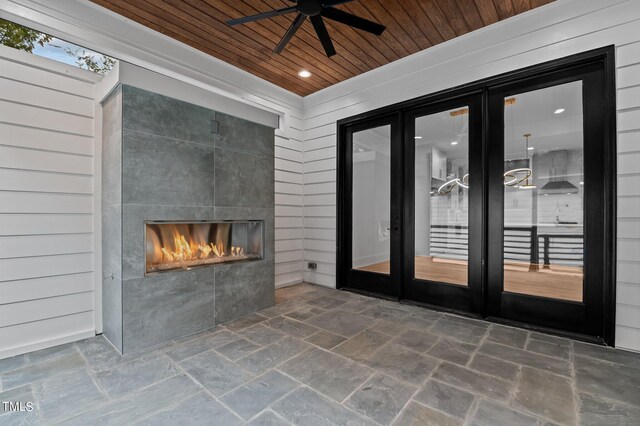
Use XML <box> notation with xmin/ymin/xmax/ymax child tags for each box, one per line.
<box><xmin>356</xmin><ymin>256</ymin><xmax>583</xmax><ymax>302</ymax></box>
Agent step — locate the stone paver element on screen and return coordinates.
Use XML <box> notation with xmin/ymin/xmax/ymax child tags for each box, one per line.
<box><xmin>1</xmin><ymin>282</ymin><xmax>639</xmax><ymax>425</ymax></box>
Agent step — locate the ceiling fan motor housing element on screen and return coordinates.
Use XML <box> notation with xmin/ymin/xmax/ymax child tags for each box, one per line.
<box><xmin>298</xmin><ymin>0</ymin><xmax>324</xmax><ymax>16</ymax></box>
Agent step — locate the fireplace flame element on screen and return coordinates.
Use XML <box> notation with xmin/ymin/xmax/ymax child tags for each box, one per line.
<box><xmin>146</xmin><ymin>222</ymin><xmax>259</xmax><ymax>273</ymax></box>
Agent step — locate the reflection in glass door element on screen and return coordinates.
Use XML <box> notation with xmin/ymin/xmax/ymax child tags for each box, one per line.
<box><xmin>338</xmin><ymin>48</ymin><xmax>614</xmax><ymax>343</ymax></box>
<box><xmin>487</xmin><ymin>59</ymin><xmax>612</xmax><ymax>340</ymax></box>
<box><xmin>404</xmin><ymin>94</ymin><xmax>483</xmax><ymax>312</ymax></box>
<box><xmin>338</xmin><ymin>113</ymin><xmax>402</xmax><ymax>297</ymax></box>
<box><xmin>352</xmin><ymin>125</ymin><xmax>391</xmax><ymax>275</ymax></box>
<box><xmin>503</xmin><ymin>82</ymin><xmax>584</xmax><ymax>302</ymax></box>
<box><xmin>414</xmin><ymin>108</ymin><xmax>469</xmax><ymax>286</ymax></box>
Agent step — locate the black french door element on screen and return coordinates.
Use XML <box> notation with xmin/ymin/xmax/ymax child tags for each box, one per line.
<box><xmin>402</xmin><ymin>93</ymin><xmax>484</xmax><ymax>313</ymax></box>
<box><xmin>337</xmin><ymin>47</ymin><xmax>615</xmax><ymax>345</ymax></box>
<box><xmin>485</xmin><ymin>62</ymin><xmax>614</xmax><ymax>340</ymax></box>
<box><xmin>337</xmin><ymin>113</ymin><xmax>403</xmax><ymax>298</ymax></box>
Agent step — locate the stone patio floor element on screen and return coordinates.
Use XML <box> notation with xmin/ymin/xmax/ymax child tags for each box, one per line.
<box><xmin>1</xmin><ymin>283</ymin><xmax>640</xmax><ymax>425</ymax></box>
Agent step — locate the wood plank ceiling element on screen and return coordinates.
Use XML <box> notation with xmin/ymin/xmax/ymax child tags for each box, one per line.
<box><xmin>91</xmin><ymin>0</ymin><xmax>554</xmax><ymax>96</ymax></box>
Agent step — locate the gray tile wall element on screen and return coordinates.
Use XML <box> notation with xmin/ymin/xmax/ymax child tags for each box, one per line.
<box><xmin>102</xmin><ymin>85</ymin><xmax>275</xmax><ymax>353</ymax></box>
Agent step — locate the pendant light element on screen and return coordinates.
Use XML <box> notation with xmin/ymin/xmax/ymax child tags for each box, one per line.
<box><xmin>519</xmin><ymin>133</ymin><xmax>536</xmax><ymax>189</ymax></box>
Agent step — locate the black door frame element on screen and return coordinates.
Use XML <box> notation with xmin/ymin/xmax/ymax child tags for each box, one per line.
<box><xmin>336</xmin><ymin>46</ymin><xmax>616</xmax><ymax>345</ymax></box>
<box><xmin>402</xmin><ymin>92</ymin><xmax>484</xmax><ymax>314</ymax></box>
<box><xmin>336</xmin><ymin>112</ymin><xmax>403</xmax><ymax>299</ymax></box>
<box><xmin>486</xmin><ymin>62</ymin><xmax>612</xmax><ymax>341</ymax></box>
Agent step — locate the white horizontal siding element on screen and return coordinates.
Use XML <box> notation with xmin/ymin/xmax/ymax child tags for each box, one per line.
<box><xmin>275</xmin><ymin>133</ymin><xmax>304</xmax><ymax>287</ymax></box>
<box><xmin>0</xmin><ymin>169</ymin><xmax>93</xmax><ymax>194</ymax></box>
<box><xmin>0</xmin><ymin>292</ymin><xmax>94</xmax><ymax>328</ymax></box>
<box><xmin>616</xmin><ymin>36</ymin><xmax>640</xmax><ymax>350</ymax></box>
<box><xmin>0</xmin><ymin>234</ymin><xmax>93</xmax><ymax>259</ymax></box>
<box><xmin>0</xmin><ymin>122</ymin><xmax>93</xmax><ymax>155</ymax></box>
<box><xmin>0</xmin><ymin>192</ymin><xmax>93</xmax><ymax>214</ymax></box>
<box><xmin>301</xmin><ymin>0</ymin><xmax>640</xmax><ymax>351</ymax></box>
<box><xmin>0</xmin><ymin>312</ymin><xmax>95</xmax><ymax>359</ymax></box>
<box><xmin>0</xmin><ymin>214</ymin><xmax>93</xmax><ymax>236</ymax></box>
<box><xmin>0</xmin><ymin>45</ymin><xmax>99</xmax><ymax>359</ymax></box>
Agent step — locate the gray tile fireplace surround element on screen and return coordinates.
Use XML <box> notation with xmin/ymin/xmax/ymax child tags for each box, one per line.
<box><xmin>102</xmin><ymin>85</ymin><xmax>275</xmax><ymax>354</ymax></box>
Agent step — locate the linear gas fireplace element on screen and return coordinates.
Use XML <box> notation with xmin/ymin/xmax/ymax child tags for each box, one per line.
<box><xmin>145</xmin><ymin>220</ymin><xmax>263</xmax><ymax>274</ymax></box>
<box><xmin>102</xmin><ymin>84</ymin><xmax>275</xmax><ymax>354</ymax></box>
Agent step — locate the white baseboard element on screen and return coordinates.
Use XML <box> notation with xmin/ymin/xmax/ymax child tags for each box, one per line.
<box><xmin>0</xmin><ymin>329</ymin><xmax>95</xmax><ymax>360</ymax></box>
<box><xmin>275</xmin><ymin>279</ymin><xmax>304</xmax><ymax>289</ymax></box>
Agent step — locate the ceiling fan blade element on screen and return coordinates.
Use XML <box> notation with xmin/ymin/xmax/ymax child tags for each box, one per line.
<box><xmin>311</xmin><ymin>16</ymin><xmax>336</xmax><ymax>57</ymax></box>
<box><xmin>274</xmin><ymin>14</ymin><xmax>307</xmax><ymax>54</ymax></box>
<box><xmin>226</xmin><ymin>6</ymin><xmax>297</xmax><ymax>26</ymax></box>
<box><xmin>321</xmin><ymin>7</ymin><xmax>386</xmax><ymax>35</ymax></box>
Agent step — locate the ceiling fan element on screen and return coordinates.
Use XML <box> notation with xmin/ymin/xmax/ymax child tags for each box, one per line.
<box><xmin>226</xmin><ymin>0</ymin><xmax>386</xmax><ymax>57</ymax></box>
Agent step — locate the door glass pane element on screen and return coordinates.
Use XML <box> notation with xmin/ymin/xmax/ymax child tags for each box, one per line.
<box><xmin>352</xmin><ymin>125</ymin><xmax>391</xmax><ymax>275</ymax></box>
<box><xmin>414</xmin><ymin>107</ymin><xmax>469</xmax><ymax>286</ymax></box>
<box><xmin>503</xmin><ymin>82</ymin><xmax>584</xmax><ymax>302</ymax></box>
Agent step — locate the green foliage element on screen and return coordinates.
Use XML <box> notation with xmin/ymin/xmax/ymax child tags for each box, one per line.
<box><xmin>0</xmin><ymin>18</ymin><xmax>115</xmax><ymax>75</ymax></box>
<box><xmin>0</xmin><ymin>18</ymin><xmax>52</xmax><ymax>52</ymax></box>
<box><xmin>64</xmin><ymin>47</ymin><xmax>116</xmax><ymax>75</ymax></box>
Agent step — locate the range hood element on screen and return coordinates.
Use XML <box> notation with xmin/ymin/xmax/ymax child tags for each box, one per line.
<box><xmin>539</xmin><ymin>150</ymin><xmax>579</xmax><ymax>195</ymax></box>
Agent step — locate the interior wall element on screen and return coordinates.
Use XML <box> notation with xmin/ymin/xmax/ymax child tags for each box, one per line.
<box><xmin>301</xmin><ymin>0</ymin><xmax>640</xmax><ymax>351</ymax></box>
<box><xmin>0</xmin><ymin>45</ymin><xmax>101</xmax><ymax>358</ymax></box>
<box><xmin>274</xmin><ymin>119</ymin><xmax>305</xmax><ymax>287</ymax></box>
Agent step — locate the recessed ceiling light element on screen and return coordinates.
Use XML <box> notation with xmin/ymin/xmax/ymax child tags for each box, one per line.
<box><xmin>298</xmin><ymin>70</ymin><xmax>312</xmax><ymax>78</ymax></box>
<box><xmin>579</xmin><ymin>181</ymin><xmax>584</xmax><ymax>185</ymax></box>
<box><xmin>528</xmin><ymin>147</ymin><xmax>534</xmax><ymax>150</ymax></box>
<box><xmin>415</xmin><ymin>136</ymin><xmax>423</xmax><ymax>139</ymax></box>
<box><xmin>554</xmin><ymin>108</ymin><xmax>565</xmax><ymax>114</ymax></box>
<box><xmin>451</xmin><ymin>141</ymin><xmax>458</xmax><ymax>145</ymax></box>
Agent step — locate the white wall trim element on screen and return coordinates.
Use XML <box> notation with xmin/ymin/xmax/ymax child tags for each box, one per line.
<box><xmin>93</xmin><ymin>96</ymin><xmax>103</xmax><ymax>335</ymax></box>
<box><xmin>0</xmin><ymin>329</ymin><xmax>95</xmax><ymax>359</ymax></box>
